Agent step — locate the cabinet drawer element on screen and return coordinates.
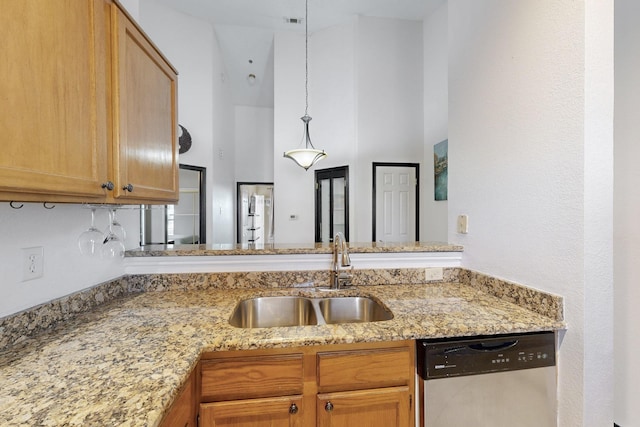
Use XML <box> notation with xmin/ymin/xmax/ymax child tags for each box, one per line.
<box><xmin>317</xmin><ymin>347</ymin><xmax>411</xmax><ymax>392</ymax></box>
<box><xmin>201</xmin><ymin>354</ymin><xmax>304</xmax><ymax>401</ymax></box>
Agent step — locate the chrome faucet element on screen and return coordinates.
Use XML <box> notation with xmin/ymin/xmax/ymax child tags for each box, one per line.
<box><xmin>330</xmin><ymin>232</ymin><xmax>352</xmax><ymax>289</ymax></box>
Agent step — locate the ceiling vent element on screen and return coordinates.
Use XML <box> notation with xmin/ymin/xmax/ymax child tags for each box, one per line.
<box><xmin>283</xmin><ymin>17</ymin><xmax>303</xmax><ymax>24</ymax></box>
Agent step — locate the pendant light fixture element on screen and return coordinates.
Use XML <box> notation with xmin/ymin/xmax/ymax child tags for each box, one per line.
<box><xmin>283</xmin><ymin>0</ymin><xmax>327</xmax><ymax>170</ymax></box>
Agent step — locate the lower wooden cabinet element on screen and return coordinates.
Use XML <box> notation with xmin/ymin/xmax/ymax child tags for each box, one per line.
<box><xmin>159</xmin><ymin>369</ymin><xmax>196</xmax><ymax>427</ymax></box>
<box><xmin>200</xmin><ymin>395</ymin><xmax>304</xmax><ymax>427</ymax></box>
<box><xmin>196</xmin><ymin>341</ymin><xmax>415</xmax><ymax>427</ymax></box>
<box><xmin>200</xmin><ymin>354</ymin><xmax>304</xmax><ymax>402</ymax></box>
<box><xmin>317</xmin><ymin>387</ymin><xmax>411</xmax><ymax>427</ymax></box>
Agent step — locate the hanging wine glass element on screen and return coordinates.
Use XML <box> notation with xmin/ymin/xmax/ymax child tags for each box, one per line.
<box><xmin>78</xmin><ymin>207</ymin><xmax>103</xmax><ymax>256</ymax></box>
<box><xmin>102</xmin><ymin>209</ymin><xmax>125</xmax><ymax>259</ymax></box>
<box><xmin>109</xmin><ymin>208</ymin><xmax>126</xmax><ymax>241</ymax></box>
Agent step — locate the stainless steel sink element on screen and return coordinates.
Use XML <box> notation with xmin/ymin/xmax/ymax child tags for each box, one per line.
<box><xmin>318</xmin><ymin>297</ymin><xmax>394</xmax><ymax>324</ymax></box>
<box><xmin>229</xmin><ymin>295</ymin><xmax>393</xmax><ymax>328</ymax></box>
<box><xmin>228</xmin><ymin>296</ymin><xmax>318</xmax><ymax>328</ymax></box>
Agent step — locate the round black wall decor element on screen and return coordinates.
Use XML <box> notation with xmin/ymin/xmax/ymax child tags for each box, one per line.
<box><xmin>178</xmin><ymin>124</ymin><xmax>192</xmax><ymax>154</ymax></box>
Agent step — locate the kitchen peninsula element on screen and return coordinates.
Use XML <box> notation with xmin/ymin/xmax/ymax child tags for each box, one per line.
<box><xmin>0</xmin><ymin>243</ymin><xmax>564</xmax><ymax>426</ymax></box>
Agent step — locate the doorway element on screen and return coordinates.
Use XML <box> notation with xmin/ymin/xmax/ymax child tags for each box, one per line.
<box><xmin>236</xmin><ymin>182</ymin><xmax>274</xmax><ymax>244</ymax></box>
<box><xmin>372</xmin><ymin>162</ymin><xmax>419</xmax><ymax>242</ymax></box>
<box><xmin>315</xmin><ymin>166</ymin><xmax>349</xmax><ymax>243</ymax></box>
<box><xmin>140</xmin><ymin>164</ymin><xmax>206</xmax><ymax>245</ymax></box>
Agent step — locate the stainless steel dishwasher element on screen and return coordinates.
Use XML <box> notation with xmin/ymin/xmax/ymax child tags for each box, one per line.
<box><xmin>417</xmin><ymin>332</ymin><xmax>557</xmax><ymax>427</ymax></box>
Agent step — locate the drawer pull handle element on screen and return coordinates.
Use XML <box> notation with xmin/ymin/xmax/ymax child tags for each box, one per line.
<box><xmin>122</xmin><ymin>183</ymin><xmax>134</xmax><ymax>192</ymax></box>
<box><xmin>101</xmin><ymin>181</ymin><xmax>114</xmax><ymax>191</ymax></box>
<box><xmin>289</xmin><ymin>403</ymin><xmax>298</xmax><ymax>414</ymax></box>
<box><xmin>325</xmin><ymin>401</ymin><xmax>334</xmax><ymax>412</ymax></box>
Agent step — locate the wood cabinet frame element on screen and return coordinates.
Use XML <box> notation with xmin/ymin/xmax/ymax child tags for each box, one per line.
<box><xmin>192</xmin><ymin>340</ymin><xmax>416</xmax><ymax>427</ymax></box>
<box><xmin>0</xmin><ymin>0</ymin><xmax>178</xmax><ymax>205</ymax></box>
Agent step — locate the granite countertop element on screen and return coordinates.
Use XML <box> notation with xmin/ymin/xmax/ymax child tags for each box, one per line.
<box><xmin>0</xmin><ymin>282</ymin><xmax>563</xmax><ymax>426</ymax></box>
<box><xmin>126</xmin><ymin>241</ymin><xmax>464</xmax><ymax>257</ymax></box>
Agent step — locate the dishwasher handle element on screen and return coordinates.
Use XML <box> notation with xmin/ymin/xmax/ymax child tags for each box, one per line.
<box><xmin>441</xmin><ymin>340</ymin><xmax>518</xmax><ymax>355</ymax></box>
<box><xmin>468</xmin><ymin>339</ymin><xmax>518</xmax><ymax>352</ymax></box>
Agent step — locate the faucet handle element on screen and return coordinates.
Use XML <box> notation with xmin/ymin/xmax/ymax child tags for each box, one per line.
<box><xmin>341</xmin><ymin>241</ymin><xmax>351</xmax><ymax>266</ymax></box>
<box><xmin>337</xmin><ymin>267</ymin><xmax>354</xmax><ymax>288</ymax></box>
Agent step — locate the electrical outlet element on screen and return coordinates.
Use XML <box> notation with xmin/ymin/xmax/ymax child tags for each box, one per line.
<box><xmin>22</xmin><ymin>247</ymin><xmax>44</xmax><ymax>281</ymax></box>
<box><xmin>425</xmin><ymin>267</ymin><xmax>444</xmax><ymax>281</ymax></box>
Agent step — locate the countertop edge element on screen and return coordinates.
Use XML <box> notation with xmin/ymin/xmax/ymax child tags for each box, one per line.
<box><xmin>125</xmin><ymin>242</ymin><xmax>464</xmax><ymax>257</ymax></box>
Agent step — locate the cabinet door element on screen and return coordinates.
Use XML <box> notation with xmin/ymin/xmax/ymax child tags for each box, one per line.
<box><xmin>200</xmin><ymin>396</ymin><xmax>303</xmax><ymax>427</ymax></box>
<box><xmin>0</xmin><ymin>0</ymin><xmax>109</xmax><ymax>201</ymax></box>
<box><xmin>317</xmin><ymin>387</ymin><xmax>411</xmax><ymax>427</ymax></box>
<box><xmin>111</xmin><ymin>4</ymin><xmax>178</xmax><ymax>202</ymax></box>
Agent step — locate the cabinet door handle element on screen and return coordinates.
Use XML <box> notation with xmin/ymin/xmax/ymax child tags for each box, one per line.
<box><xmin>122</xmin><ymin>184</ymin><xmax>134</xmax><ymax>192</ymax></box>
<box><xmin>289</xmin><ymin>403</ymin><xmax>298</xmax><ymax>415</ymax></box>
<box><xmin>101</xmin><ymin>181</ymin><xmax>114</xmax><ymax>191</ymax></box>
<box><xmin>324</xmin><ymin>401</ymin><xmax>334</xmax><ymax>412</ymax></box>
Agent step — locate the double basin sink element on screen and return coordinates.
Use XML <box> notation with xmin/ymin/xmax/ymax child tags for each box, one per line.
<box><xmin>229</xmin><ymin>295</ymin><xmax>393</xmax><ymax>328</ymax></box>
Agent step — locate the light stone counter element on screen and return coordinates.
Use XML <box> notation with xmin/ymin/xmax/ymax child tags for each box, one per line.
<box><xmin>125</xmin><ymin>241</ymin><xmax>464</xmax><ymax>257</ymax></box>
<box><xmin>0</xmin><ymin>278</ymin><xmax>563</xmax><ymax>426</ymax></box>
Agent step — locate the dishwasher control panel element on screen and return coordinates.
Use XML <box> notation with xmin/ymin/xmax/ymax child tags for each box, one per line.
<box><xmin>418</xmin><ymin>332</ymin><xmax>556</xmax><ymax>379</ymax></box>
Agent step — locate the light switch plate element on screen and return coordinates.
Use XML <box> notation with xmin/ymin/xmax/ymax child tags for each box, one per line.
<box><xmin>457</xmin><ymin>215</ymin><xmax>469</xmax><ymax>234</ymax></box>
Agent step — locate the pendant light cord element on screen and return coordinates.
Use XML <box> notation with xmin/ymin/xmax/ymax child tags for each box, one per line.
<box><xmin>305</xmin><ymin>0</ymin><xmax>309</xmax><ymax>117</ymax></box>
<box><xmin>283</xmin><ymin>0</ymin><xmax>326</xmax><ymax>169</ymax></box>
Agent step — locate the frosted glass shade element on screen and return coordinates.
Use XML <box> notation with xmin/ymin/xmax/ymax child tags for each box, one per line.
<box><xmin>283</xmin><ymin>114</ymin><xmax>327</xmax><ymax>170</ymax></box>
<box><xmin>283</xmin><ymin>148</ymin><xmax>327</xmax><ymax>170</ymax></box>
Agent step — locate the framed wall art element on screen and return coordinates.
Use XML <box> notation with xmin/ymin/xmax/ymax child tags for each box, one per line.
<box><xmin>434</xmin><ymin>139</ymin><xmax>448</xmax><ymax>201</ymax></box>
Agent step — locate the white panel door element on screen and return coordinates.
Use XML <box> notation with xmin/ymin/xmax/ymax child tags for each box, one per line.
<box><xmin>375</xmin><ymin>166</ymin><xmax>416</xmax><ymax>242</ymax></box>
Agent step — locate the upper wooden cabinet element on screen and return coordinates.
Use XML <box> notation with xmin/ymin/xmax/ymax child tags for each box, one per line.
<box><xmin>0</xmin><ymin>0</ymin><xmax>178</xmax><ymax>204</ymax></box>
<box><xmin>110</xmin><ymin>3</ymin><xmax>178</xmax><ymax>202</ymax></box>
<box><xmin>0</xmin><ymin>0</ymin><xmax>109</xmax><ymax>201</ymax></box>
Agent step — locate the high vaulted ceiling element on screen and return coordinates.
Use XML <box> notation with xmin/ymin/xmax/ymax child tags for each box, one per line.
<box><xmin>152</xmin><ymin>0</ymin><xmax>444</xmax><ymax>107</ymax></box>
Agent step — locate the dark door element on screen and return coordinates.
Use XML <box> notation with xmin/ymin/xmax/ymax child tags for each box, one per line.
<box><xmin>315</xmin><ymin>166</ymin><xmax>349</xmax><ymax>242</ymax></box>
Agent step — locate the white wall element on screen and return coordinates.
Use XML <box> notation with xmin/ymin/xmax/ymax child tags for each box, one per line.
<box><xmin>1</xmin><ymin>8</ymin><xmax>623</xmax><ymax>425</ymax></box>
<box><xmin>583</xmin><ymin>2</ymin><xmax>614</xmax><ymax>426</ymax></box>
<box><xmin>614</xmin><ymin>0</ymin><xmax>640</xmax><ymax>424</ymax></box>
<box><xmin>119</xmin><ymin>0</ymin><xmax>139</xmax><ymax>20</ymax></box>
<box><xmin>354</xmin><ymin>17</ymin><xmax>424</xmax><ymax>243</ymax></box>
<box><xmin>0</xmin><ymin>0</ymin><xmax>237</xmax><ymax>318</ymax></box>
<box><xmin>209</xmin><ymin>43</ymin><xmax>237</xmax><ymax>244</ymax></box>
<box><xmin>448</xmin><ymin>1</ymin><xmax>614</xmax><ymax>425</ymax></box>
<box><xmin>234</xmin><ymin>106</ymin><xmax>274</xmax><ymax>183</ymax></box>
<box><xmin>274</xmin><ymin>23</ymin><xmax>356</xmax><ymax>243</ymax></box>
<box><xmin>0</xmin><ymin>0</ymin><xmax>140</xmax><ymax>318</ymax></box>
<box><xmin>140</xmin><ymin>0</ymin><xmax>235</xmax><ymax>244</ymax></box>
<box><xmin>273</xmin><ymin>30</ymin><xmax>317</xmax><ymax>243</ymax></box>
<box><xmin>273</xmin><ymin>17</ymin><xmax>423</xmax><ymax>243</ymax></box>
<box><xmin>0</xmin><ymin>204</ymin><xmax>139</xmax><ymax>318</ymax></box>
<box><xmin>584</xmin><ymin>0</ymin><xmax>614</xmax><ymax>426</ymax></box>
<box><xmin>423</xmin><ymin>3</ymin><xmax>448</xmax><ymax>243</ymax></box>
